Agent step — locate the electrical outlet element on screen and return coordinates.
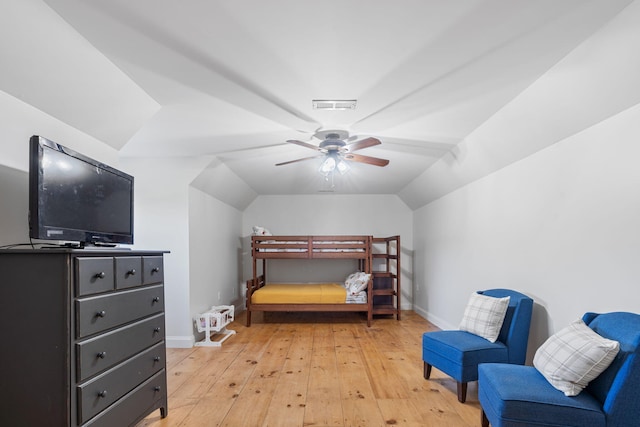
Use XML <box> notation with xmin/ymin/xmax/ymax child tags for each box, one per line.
<box><xmin>217</xmin><ymin>291</ymin><xmax>221</xmax><ymax>301</ymax></box>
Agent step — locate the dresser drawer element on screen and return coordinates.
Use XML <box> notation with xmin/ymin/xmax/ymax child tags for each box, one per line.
<box><xmin>143</xmin><ymin>256</ymin><xmax>164</xmax><ymax>285</ymax></box>
<box><xmin>77</xmin><ymin>342</ymin><xmax>165</xmax><ymax>424</ymax></box>
<box><xmin>82</xmin><ymin>370</ymin><xmax>167</xmax><ymax>427</ymax></box>
<box><xmin>115</xmin><ymin>256</ymin><xmax>142</xmax><ymax>289</ymax></box>
<box><xmin>76</xmin><ymin>285</ymin><xmax>164</xmax><ymax>338</ymax></box>
<box><xmin>77</xmin><ymin>314</ymin><xmax>165</xmax><ymax>381</ymax></box>
<box><xmin>76</xmin><ymin>257</ymin><xmax>115</xmax><ymax>296</ymax></box>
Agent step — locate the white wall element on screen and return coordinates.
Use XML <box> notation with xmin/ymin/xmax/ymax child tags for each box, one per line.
<box><xmin>190</xmin><ymin>157</ymin><xmax>258</xmax><ymax>211</ymax></box>
<box><xmin>0</xmin><ymin>90</ymin><xmax>120</xmax><ymax>173</ymax></box>
<box><xmin>119</xmin><ymin>156</ymin><xmax>211</xmax><ymax>348</ymax></box>
<box><xmin>0</xmin><ymin>90</ymin><xmax>122</xmax><ymax>247</ymax></box>
<box><xmin>399</xmin><ymin>0</ymin><xmax>640</xmax><ymax>210</ymax></box>
<box><xmin>188</xmin><ymin>187</ymin><xmax>243</xmax><ymax>343</ymax></box>
<box><xmin>242</xmin><ymin>194</ymin><xmax>413</xmax><ymax>309</ymax></box>
<box><xmin>0</xmin><ymin>166</ymin><xmax>29</xmax><ymax>246</ymax></box>
<box><xmin>413</xmin><ymin>103</ymin><xmax>640</xmax><ymax>358</ymax></box>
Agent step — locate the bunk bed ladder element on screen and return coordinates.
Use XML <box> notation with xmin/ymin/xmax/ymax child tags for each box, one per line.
<box><xmin>371</xmin><ymin>235</ymin><xmax>401</xmax><ymax>320</ymax></box>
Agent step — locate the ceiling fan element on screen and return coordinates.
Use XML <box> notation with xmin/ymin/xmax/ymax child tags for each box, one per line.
<box><xmin>275</xmin><ymin>132</ymin><xmax>390</xmax><ymax>172</ymax></box>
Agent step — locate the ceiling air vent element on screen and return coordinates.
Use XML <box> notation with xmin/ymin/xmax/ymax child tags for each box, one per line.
<box><xmin>312</xmin><ymin>99</ymin><xmax>357</xmax><ymax>110</ymax></box>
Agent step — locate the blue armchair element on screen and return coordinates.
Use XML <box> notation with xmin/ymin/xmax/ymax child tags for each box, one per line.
<box><xmin>422</xmin><ymin>289</ymin><xmax>533</xmax><ymax>403</ymax></box>
<box><xmin>478</xmin><ymin>311</ymin><xmax>640</xmax><ymax>427</ymax></box>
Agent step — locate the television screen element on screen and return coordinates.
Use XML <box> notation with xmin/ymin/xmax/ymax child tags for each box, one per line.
<box><xmin>29</xmin><ymin>135</ymin><xmax>134</xmax><ymax>246</ymax></box>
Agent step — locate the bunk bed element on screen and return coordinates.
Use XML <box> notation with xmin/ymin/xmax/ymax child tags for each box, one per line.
<box><xmin>246</xmin><ymin>235</ymin><xmax>374</xmax><ymax>326</ymax></box>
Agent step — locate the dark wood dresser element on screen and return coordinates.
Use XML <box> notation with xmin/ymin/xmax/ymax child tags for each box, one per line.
<box><xmin>0</xmin><ymin>249</ymin><xmax>168</xmax><ymax>426</ymax></box>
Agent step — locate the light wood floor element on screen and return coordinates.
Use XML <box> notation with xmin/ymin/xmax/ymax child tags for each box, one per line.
<box><xmin>137</xmin><ymin>310</ymin><xmax>482</xmax><ymax>427</ymax></box>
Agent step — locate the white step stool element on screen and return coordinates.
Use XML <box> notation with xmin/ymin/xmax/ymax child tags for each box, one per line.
<box><xmin>194</xmin><ymin>305</ymin><xmax>236</xmax><ymax>347</ymax></box>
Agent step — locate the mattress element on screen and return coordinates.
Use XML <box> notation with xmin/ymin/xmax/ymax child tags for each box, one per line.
<box><xmin>257</xmin><ymin>241</ymin><xmax>366</xmax><ymax>253</ymax></box>
<box><xmin>251</xmin><ymin>283</ymin><xmax>349</xmax><ymax>304</ymax></box>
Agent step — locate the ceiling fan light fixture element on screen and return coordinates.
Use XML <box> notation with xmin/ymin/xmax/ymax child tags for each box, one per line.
<box><xmin>319</xmin><ymin>155</ymin><xmax>337</xmax><ymax>174</ymax></box>
<box><xmin>312</xmin><ymin>99</ymin><xmax>357</xmax><ymax>110</ymax></box>
<box><xmin>319</xmin><ymin>154</ymin><xmax>350</xmax><ymax>177</ymax></box>
<box><xmin>336</xmin><ymin>159</ymin><xmax>349</xmax><ymax>175</ymax></box>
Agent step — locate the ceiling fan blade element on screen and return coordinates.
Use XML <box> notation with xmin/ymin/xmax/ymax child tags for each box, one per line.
<box><xmin>287</xmin><ymin>139</ymin><xmax>322</xmax><ymax>151</ymax></box>
<box><xmin>346</xmin><ymin>137</ymin><xmax>381</xmax><ymax>152</ymax></box>
<box><xmin>343</xmin><ymin>153</ymin><xmax>389</xmax><ymax>167</ymax></box>
<box><xmin>275</xmin><ymin>155</ymin><xmax>323</xmax><ymax>166</ymax></box>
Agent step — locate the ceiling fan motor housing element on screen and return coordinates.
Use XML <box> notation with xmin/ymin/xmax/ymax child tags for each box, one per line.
<box><xmin>319</xmin><ymin>133</ymin><xmax>347</xmax><ymax>151</ymax></box>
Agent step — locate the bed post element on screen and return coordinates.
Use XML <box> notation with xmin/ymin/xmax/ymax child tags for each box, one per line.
<box><xmin>367</xmin><ymin>235</ymin><xmax>373</xmax><ymax>326</ymax></box>
<box><xmin>367</xmin><ymin>276</ymin><xmax>373</xmax><ymax>327</ymax></box>
<box><xmin>245</xmin><ymin>278</ymin><xmax>252</xmax><ymax>327</ymax></box>
<box><xmin>248</xmin><ymin>236</ymin><xmax>257</xmax><ymax>327</ymax></box>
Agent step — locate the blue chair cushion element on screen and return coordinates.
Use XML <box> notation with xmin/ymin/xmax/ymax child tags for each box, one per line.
<box><xmin>478</xmin><ymin>363</ymin><xmax>606</xmax><ymax>427</ymax></box>
<box><xmin>423</xmin><ymin>330</ymin><xmax>508</xmax><ymax>382</ymax></box>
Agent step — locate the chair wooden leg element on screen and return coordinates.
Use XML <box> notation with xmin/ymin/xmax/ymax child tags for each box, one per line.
<box><xmin>481</xmin><ymin>409</ymin><xmax>489</xmax><ymax>427</ymax></box>
<box><xmin>423</xmin><ymin>362</ymin><xmax>432</xmax><ymax>379</ymax></box>
<box><xmin>457</xmin><ymin>382</ymin><xmax>467</xmax><ymax>403</ymax></box>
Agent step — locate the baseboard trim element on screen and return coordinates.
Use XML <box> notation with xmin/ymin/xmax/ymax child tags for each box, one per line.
<box><xmin>413</xmin><ymin>305</ymin><xmax>429</xmax><ymax>320</ymax></box>
<box><xmin>412</xmin><ymin>306</ymin><xmax>456</xmax><ymax>331</ymax></box>
<box><xmin>166</xmin><ymin>335</ymin><xmax>195</xmax><ymax>348</ymax></box>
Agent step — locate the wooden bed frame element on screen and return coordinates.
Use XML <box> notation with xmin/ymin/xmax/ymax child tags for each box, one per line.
<box><xmin>246</xmin><ymin>235</ymin><xmax>374</xmax><ymax>326</ymax></box>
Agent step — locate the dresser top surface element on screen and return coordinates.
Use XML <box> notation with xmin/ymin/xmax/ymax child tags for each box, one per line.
<box><xmin>0</xmin><ymin>248</ymin><xmax>168</xmax><ymax>256</ymax></box>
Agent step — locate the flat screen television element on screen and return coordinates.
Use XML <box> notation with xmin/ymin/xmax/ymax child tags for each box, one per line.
<box><xmin>28</xmin><ymin>135</ymin><xmax>134</xmax><ymax>247</ymax></box>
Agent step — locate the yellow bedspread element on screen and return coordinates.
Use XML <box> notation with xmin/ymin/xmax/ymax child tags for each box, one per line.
<box><xmin>251</xmin><ymin>283</ymin><xmax>346</xmax><ymax>304</ymax></box>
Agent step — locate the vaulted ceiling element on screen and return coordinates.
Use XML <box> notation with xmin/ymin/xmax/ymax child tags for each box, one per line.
<box><xmin>2</xmin><ymin>1</ymin><xmax>639</xmax><ymax>209</ymax></box>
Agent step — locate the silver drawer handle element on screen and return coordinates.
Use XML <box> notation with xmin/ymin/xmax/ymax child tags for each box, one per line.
<box><xmin>126</xmin><ymin>269</ymin><xmax>136</xmax><ymax>276</ymax></box>
<box><xmin>94</xmin><ymin>272</ymin><xmax>106</xmax><ymax>279</ymax></box>
<box><xmin>154</xmin><ymin>356</ymin><xmax>161</xmax><ymax>362</ymax></box>
<box><xmin>153</xmin><ymin>327</ymin><xmax>161</xmax><ymax>334</ymax></box>
<box><xmin>97</xmin><ymin>351</ymin><xmax>107</xmax><ymax>359</ymax></box>
<box><xmin>151</xmin><ymin>267</ymin><xmax>160</xmax><ymax>274</ymax></box>
<box><xmin>152</xmin><ymin>296</ymin><xmax>160</xmax><ymax>303</ymax></box>
<box><xmin>96</xmin><ymin>310</ymin><xmax>106</xmax><ymax>318</ymax></box>
<box><xmin>154</xmin><ymin>386</ymin><xmax>161</xmax><ymax>393</ymax></box>
<box><xmin>98</xmin><ymin>390</ymin><xmax>108</xmax><ymax>398</ymax></box>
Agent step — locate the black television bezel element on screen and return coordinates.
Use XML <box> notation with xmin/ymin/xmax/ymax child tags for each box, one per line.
<box><xmin>28</xmin><ymin>135</ymin><xmax>134</xmax><ymax>246</ymax></box>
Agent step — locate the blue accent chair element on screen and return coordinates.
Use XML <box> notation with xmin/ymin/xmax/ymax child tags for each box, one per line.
<box><xmin>422</xmin><ymin>289</ymin><xmax>533</xmax><ymax>403</ymax></box>
<box><xmin>478</xmin><ymin>311</ymin><xmax>640</xmax><ymax>427</ymax></box>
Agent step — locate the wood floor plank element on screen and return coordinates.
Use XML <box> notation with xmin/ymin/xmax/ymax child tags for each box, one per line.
<box><xmin>218</xmin><ymin>325</ymin><xmax>294</xmax><ymax>426</ymax></box>
<box><xmin>170</xmin><ymin>349</ymin><xmax>239</xmax><ymax>402</ymax></box>
<box><xmin>260</xmin><ymin>324</ymin><xmax>314</xmax><ymax>427</ymax></box>
<box><xmin>376</xmin><ymin>398</ymin><xmax>434</xmax><ymax>426</ymax></box>
<box><xmin>177</xmin><ymin>323</ymin><xmax>279</xmax><ymax>426</ymax></box>
<box><xmin>334</xmin><ymin>326</ymin><xmax>384</xmax><ymax>427</ymax></box>
<box><xmin>179</xmin><ymin>356</ymin><xmax>259</xmax><ymax>426</ymax></box>
<box><xmin>303</xmin><ymin>323</ymin><xmax>345</xmax><ymax>426</ymax></box>
<box><xmin>137</xmin><ymin>311</ymin><xmax>482</xmax><ymax>427</ymax></box>
<box><xmin>359</xmin><ymin>327</ymin><xmax>413</xmax><ymax>399</ymax></box>
<box><xmin>340</xmin><ymin>398</ymin><xmax>387</xmax><ymax>426</ymax></box>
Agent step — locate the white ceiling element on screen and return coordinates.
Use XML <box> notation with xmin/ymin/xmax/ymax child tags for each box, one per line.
<box><xmin>2</xmin><ymin>0</ymin><xmax>638</xmax><ymax>207</ymax></box>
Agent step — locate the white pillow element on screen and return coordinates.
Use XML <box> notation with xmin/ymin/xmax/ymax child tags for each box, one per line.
<box><xmin>533</xmin><ymin>318</ymin><xmax>620</xmax><ymax>396</ymax></box>
<box><xmin>344</xmin><ymin>272</ymin><xmax>371</xmax><ymax>294</ymax></box>
<box><xmin>252</xmin><ymin>226</ymin><xmax>272</xmax><ymax>236</ymax></box>
<box><xmin>459</xmin><ymin>292</ymin><xmax>510</xmax><ymax>343</ymax></box>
